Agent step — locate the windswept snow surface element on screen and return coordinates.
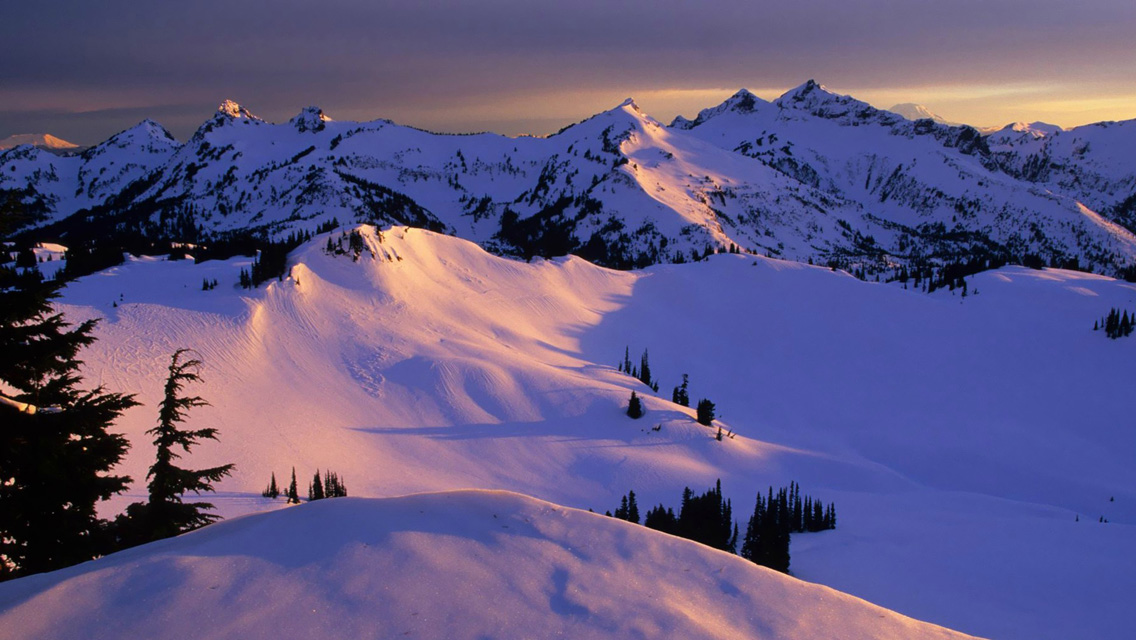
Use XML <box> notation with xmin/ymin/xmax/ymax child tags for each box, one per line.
<box><xmin>34</xmin><ymin>226</ymin><xmax>1136</xmax><ymax>639</ymax></box>
<box><xmin>0</xmin><ymin>491</ymin><xmax>976</xmax><ymax>640</ymax></box>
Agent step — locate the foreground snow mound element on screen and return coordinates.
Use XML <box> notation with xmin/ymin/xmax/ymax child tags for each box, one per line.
<box><xmin>0</xmin><ymin>491</ymin><xmax>976</xmax><ymax>640</ymax></box>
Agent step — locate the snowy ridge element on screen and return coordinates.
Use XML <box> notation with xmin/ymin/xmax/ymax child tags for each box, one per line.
<box><xmin>2</xmin><ymin>83</ymin><xmax>1135</xmax><ymax>273</ymax></box>
<box><xmin>35</xmin><ymin>225</ymin><xmax>1136</xmax><ymax>640</ymax></box>
<box><xmin>0</xmin><ymin>491</ymin><xmax>977</xmax><ymax>640</ymax></box>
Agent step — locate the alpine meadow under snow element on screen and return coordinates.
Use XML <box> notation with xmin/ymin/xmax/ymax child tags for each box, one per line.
<box><xmin>3</xmin><ymin>83</ymin><xmax>1136</xmax><ymax>639</ymax></box>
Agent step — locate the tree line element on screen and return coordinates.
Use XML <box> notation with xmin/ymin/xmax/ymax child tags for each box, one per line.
<box><xmin>262</xmin><ymin>468</ymin><xmax>348</xmax><ymax>503</ymax></box>
<box><xmin>607</xmin><ymin>479</ymin><xmax>836</xmax><ymax>574</ymax></box>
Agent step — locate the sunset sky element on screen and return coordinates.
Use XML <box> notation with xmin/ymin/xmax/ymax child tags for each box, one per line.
<box><xmin>3</xmin><ymin>0</ymin><xmax>1134</xmax><ymax>144</ymax></box>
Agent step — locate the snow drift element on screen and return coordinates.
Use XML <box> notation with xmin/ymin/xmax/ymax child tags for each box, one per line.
<box><xmin>0</xmin><ymin>491</ymin><xmax>977</xmax><ymax>640</ymax></box>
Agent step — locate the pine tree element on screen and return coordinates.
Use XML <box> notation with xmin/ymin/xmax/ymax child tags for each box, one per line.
<box><xmin>0</xmin><ymin>262</ymin><xmax>136</xmax><ymax>579</ymax></box>
<box><xmin>627</xmin><ymin>391</ymin><xmax>643</xmax><ymax>419</ymax></box>
<box><xmin>627</xmin><ymin>490</ymin><xmax>640</xmax><ymax>524</ymax></box>
<box><xmin>120</xmin><ymin>350</ymin><xmax>235</xmax><ymax>544</ymax></box>
<box><xmin>644</xmin><ymin>504</ymin><xmax>678</xmax><ymax>534</ymax></box>
<box><xmin>262</xmin><ymin>472</ymin><xmax>280</xmax><ymax>499</ymax></box>
<box><xmin>696</xmin><ymin>398</ymin><xmax>715</xmax><ymax>426</ymax></box>
<box><xmin>287</xmin><ymin>467</ymin><xmax>300</xmax><ymax>504</ymax></box>
<box><xmin>638</xmin><ymin>349</ymin><xmax>653</xmax><ymax>388</ymax></box>
<box><xmin>324</xmin><ymin>470</ymin><xmax>347</xmax><ymax>498</ymax></box>
<box><xmin>309</xmin><ymin>470</ymin><xmax>325</xmax><ymax>501</ymax></box>
<box><xmin>672</xmin><ymin>373</ymin><xmax>689</xmax><ymax>407</ymax></box>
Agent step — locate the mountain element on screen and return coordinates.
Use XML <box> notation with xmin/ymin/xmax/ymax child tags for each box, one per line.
<box><xmin>987</xmin><ymin>118</ymin><xmax>1136</xmax><ymax>232</ymax></box>
<box><xmin>673</xmin><ymin>81</ymin><xmax>1136</xmax><ymax>273</ymax></box>
<box><xmin>34</xmin><ymin>225</ymin><xmax>1136</xmax><ymax>640</ymax></box>
<box><xmin>3</xmin><ymin>85</ymin><xmax>1136</xmax><ymax>276</ymax></box>
<box><xmin>888</xmin><ymin>103</ymin><xmax>961</xmax><ymax>126</ymax></box>
<box><xmin>0</xmin><ymin>491</ymin><xmax>977</xmax><ymax>640</ymax></box>
<box><xmin>0</xmin><ymin>133</ymin><xmax>79</xmax><ymax>151</ymax></box>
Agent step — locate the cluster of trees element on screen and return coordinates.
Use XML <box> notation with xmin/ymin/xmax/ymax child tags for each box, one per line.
<box><xmin>618</xmin><ymin>347</ymin><xmax>658</xmax><ymax>392</ymax></box>
<box><xmin>740</xmin><ymin>482</ymin><xmax>836</xmax><ymax>573</ymax></box>
<box><xmin>201</xmin><ymin>278</ymin><xmax>219</xmax><ymax>291</ymax></box>
<box><xmin>263</xmin><ymin>468</ymin><xmax>348</xmax><ymax>503</ymax></box>
<box><xmin>1095</xmin><ymin>307</ymin><xmax>1135</xmax><ymax>339</ymax></box>
<box><xmin>325</xmin><ymin>228</ymin><xmax>376</xmax><ymax>262</ymax></box>
<box><xmin>619</xmin><ymin>349</ymin><xmax>720</xmax><ymax>433</ymax></box>
<box><xmin>613</xmin><ymin>482</ymin><xmax>735</xmax><ymax>552</ymax></box>
<box><xmin>607</xmin><ymin>479</ymin><xmax>836</xmax><ymax>574</ymax></box>
<box><xmin>237</xmin><ymin>233</ymin><xmax>307</xmax><ymax>289</ymax></box>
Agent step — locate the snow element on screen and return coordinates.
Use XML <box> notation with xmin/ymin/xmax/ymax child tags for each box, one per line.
<box><xmin>0</xmin><ymin>491</ymin><xmax>976</xmax><ymax>640</ymax></box>
<box><xmin>0</xmin><ymin>133</ymin><xmax>78</xmax><ymax>150</ymax></box>
<box><xmin>17</xmin><ymin>226</ymin><xmax>1134</xmax><ymax>639</ymax></box>
<box><xmin>887</xmin><ymin>103</ymin><xmax>959</xmax><ymax>126</ymax></box>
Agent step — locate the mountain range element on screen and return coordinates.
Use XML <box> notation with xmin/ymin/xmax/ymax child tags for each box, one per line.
<box><xmin>3</xmin><ymin>81</ymin><xmax>1136</xmax><ymax>276</ymax></box>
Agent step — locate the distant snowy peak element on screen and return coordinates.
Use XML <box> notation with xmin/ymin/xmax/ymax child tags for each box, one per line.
<box><xmin>94</xmin><ymin>119</ymin><xmax>180</xmax><ymax>151</ymax></box>
<box><xmin>774</xmin><ymin>80</ymin><xmax>902</xmax><ymax>126</ymax></box>
<box><xmin>216</xmin><ymin>99</ymin><xmax>262</xmax><ymax>121</ymax></box>
<box><xmin>291</xmin><ymin>106</ymin><xmax>331</xmax><ymax>133</ymax></box>
<box><xmin>995</xmin><ymin>121</ymin><xmax>1063</xmax><ymax>140</ymax></box>
<box><xmin>888</xmin><ymin>103</ymin><xmax>960</xmax><ymax>126</ymax></box>
<box><xmin>671</xmin><ymin>88</ymin><xmax>766</xmax><ymax>129</ymax></box>
<box><xmin>0</xmin><ymin>133</ymin><xmax>79</xmax><ymax>151</ymax></box>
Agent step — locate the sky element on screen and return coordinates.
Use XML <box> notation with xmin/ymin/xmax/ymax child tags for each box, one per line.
<box><xmin>2</xmin><ymin>0</ymin><xmax>1134</xmax><ymax>145</ymax></box>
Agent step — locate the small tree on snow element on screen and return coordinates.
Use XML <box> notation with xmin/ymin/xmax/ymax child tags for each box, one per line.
<box><xmin>696</xmin><ymin>398</ymin><xmax>716</xmax><ymax>426</ymax></box>
<box><xmin>287</xmin><ymin>467</ymin><xmax>300</xmax><ymax>504</ymax></box>
<box><xmin>627</xmin><ymin>391</ymin><xmax>644</xmax><ymax>419</ymax></box>
<box><xmin>262</xmin><ymin>472</ymin><xmax>279</xmax><ymax>499</ymax></box>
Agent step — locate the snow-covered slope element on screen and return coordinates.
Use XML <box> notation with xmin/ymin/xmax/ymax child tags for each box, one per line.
<box><xmin>989</xmin><ymin>118</ymin><xmax>1136</xmax><ymax>231</ymax></box>
<box><xmin>4</xmin><ymin>87</ymin><xmax>1136</xmax><ymax>274</ymax></box>
<box><xmin>0</xmin><ymin>491</ymin><xmax>976</xmax><ymax>640</ymax></box>
<box><xmin>40</xmin><ymin>226</ymin><xmax>1136</xmax><ymax>640</ymax></box>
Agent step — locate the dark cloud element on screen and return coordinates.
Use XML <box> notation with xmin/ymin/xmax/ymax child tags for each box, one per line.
<box><xmin>2</xmin><ymin>0</ymin><xmax>1133</xmax><ymax>143</ymax></box>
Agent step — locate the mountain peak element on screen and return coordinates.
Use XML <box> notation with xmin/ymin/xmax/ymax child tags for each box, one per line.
<box><xmin>888</xmin><ymin>103</ymin><xmax>960</xmax><ymax>127</ymax></box>
<box><xmin>616</xmin><ymin>97</ymin><xmax>640</xmax><ymax>111</ymax></box>
<box><xmin>97</xmin><ymin>119</ymin><xmax>179</xmax><ymax>149</ymax></box>
<box><xmin>291</xmin><ymin>106</ymin><xmax>331</xmax><ymax>132</ymax></box>
<box><xmin>0</xmin><ymin>133</ymin><xmax>79</xmax><ymax>151</ymax></box>
<box><xmin>217</xmin><ymin>99</ymin><xmax>260</xmax><ymax>120</ymax></box>
<box><xmin>670</xmin><ymin>88</ymin><xmax>767</xmax><ymax>129</ymax></box>
<box><xmin>777</xmin><ymin>79</ymin><xmax>835</xmax><ymax>104</ymax></box>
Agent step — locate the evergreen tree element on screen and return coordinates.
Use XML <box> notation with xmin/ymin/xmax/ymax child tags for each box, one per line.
<box><xmin>0</xmin><ymin>263</ymin><xmax>136</xmax><ymax>580</ymax></box>
<box><xmin>627</xmin><ymin>391</ymin><xmax>643</xmax><ymax>419</ymax></box>
<box><xmin>120</xmin><ymin>350</ymin><xmax>235</xmax><ymax>544</ymax></box>
<box><xmin>644</xmin><ymin>504</ymin><xmax>678</xmax><ymax>534</ymax></box>
<box><xmin>287</xmin><ymin>467</ymin><xmax>300</xmax><ymax>504</ymax></box>
<box><xmin>676</xmin><ymin>480</ymin><xmax>734</xmax><ymax>552</ymax></box>
<box><xmin>324</xmin><ymin>470</ymin><xmax>347</xmax><ymax>498</ymax></box>
<box><xmin>638</xmin><ymin>349</ymin><xmax>653</xmax><ymax>389</ymax></box>
<box><xmin>671</xmin><ymin>373</ymin><xmax>689</xmax><ymax>407</ymax></box>
<box><xmin>309</xmin><ymin>470</ymin><xmax>325</xmax><ymax>501</ymax></box>
<box><xmin>262</xmin><ymin>472</ymin><xmax>280</xmax><ymax>499</ymax></box>
<box><xmin>696</xmin><ymin>398</ymin><xmax>716</xmax><ymax>426</ymax></box>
